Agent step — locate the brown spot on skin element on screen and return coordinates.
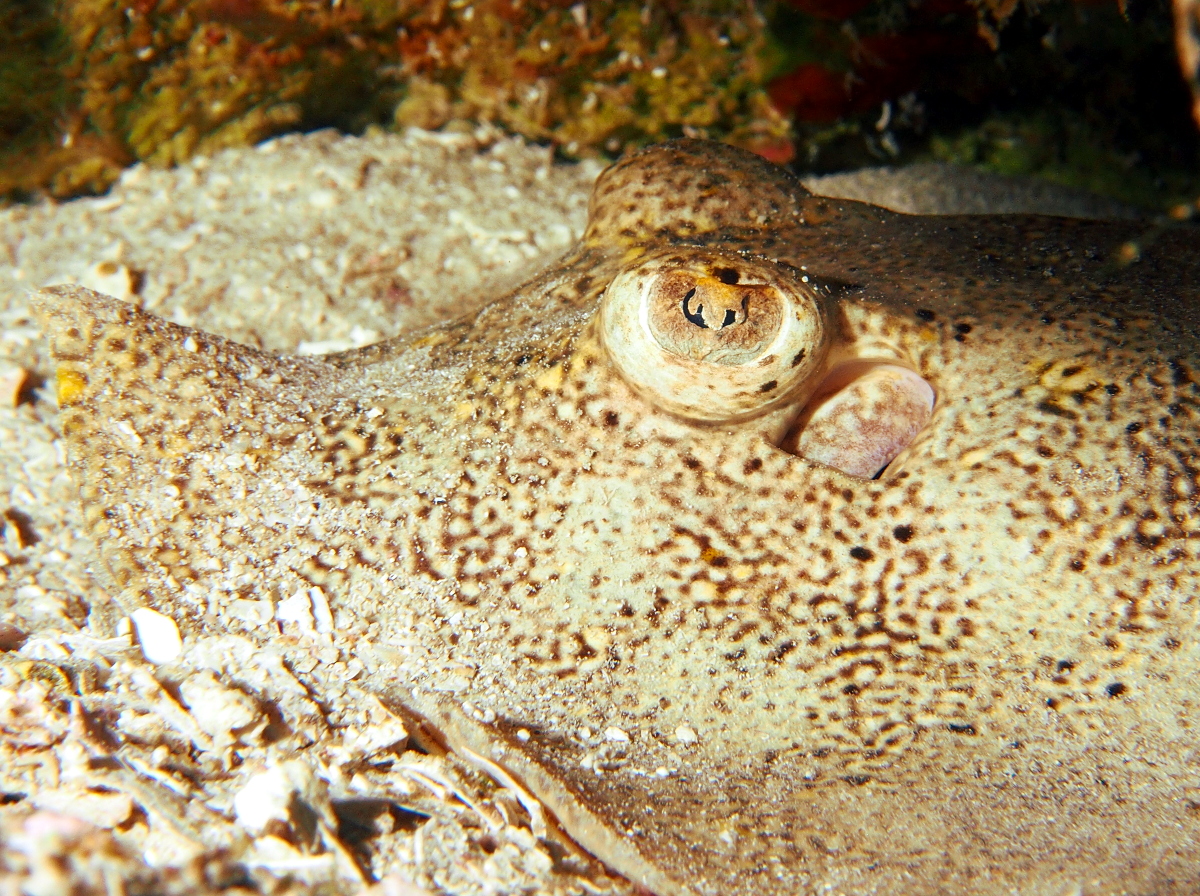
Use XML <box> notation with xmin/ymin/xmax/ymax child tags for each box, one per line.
<box><xmin>768</xmin><ymin>640</ymin><xmax>797</xmax><ymax>663</ymax></box>
<box><xmin>1036</xmin><ymin>400</ymin><xmax>1079</xmax><ymax>420</ymax></box>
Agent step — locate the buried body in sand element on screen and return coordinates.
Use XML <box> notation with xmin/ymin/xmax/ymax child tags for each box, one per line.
<box><xmin>6</xmin><ymin>131</ymin><xmax>1200</xmax><ymax>895</ymax></box>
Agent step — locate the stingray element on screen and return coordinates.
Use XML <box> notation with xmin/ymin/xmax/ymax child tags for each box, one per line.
<box><xmin>35</xmin><ymin>139</ymin><xmax>1200</xmax><ymax>895</ymax></box>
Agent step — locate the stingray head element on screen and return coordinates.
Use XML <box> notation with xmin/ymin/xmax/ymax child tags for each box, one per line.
<box><xmin>585</xmin><ymin>140</ymin><xmax>936</xmax><ymax>479</ymax></box>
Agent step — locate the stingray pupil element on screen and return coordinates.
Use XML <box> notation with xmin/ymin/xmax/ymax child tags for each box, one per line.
<box><xmin>682</xmin><ymin>290</ymin><xmax>744</xmax><ymax>330</ymax></box>
<box><xmin>682</xmin><ymin>289</ymin><xmax>709</xmax><ymax>329</ymax></box>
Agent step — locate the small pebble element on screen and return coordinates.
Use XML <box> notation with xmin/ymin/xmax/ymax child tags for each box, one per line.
<box><xmin>130</xmin><ymin>607</ymin><xmax>182</xmax><ymax>663</ymax></box>
<box><xmin>0</xmin><ymin>621</ymin><xmax>27</xmax><ymax>651</ymax></box>
<box><xmin>0</xmin><ymin>367</ymin><xmax>29</xmax><ymax>407</ymax></box>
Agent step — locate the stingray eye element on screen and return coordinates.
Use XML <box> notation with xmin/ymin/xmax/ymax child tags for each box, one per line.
<box><xmin>600</xmin><ymin>251</ymin><xmax>828</xmax><ymax>422</ymax></box>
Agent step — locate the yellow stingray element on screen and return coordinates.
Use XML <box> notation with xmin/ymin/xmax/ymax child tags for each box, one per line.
<box><xmin>37</xmin><ymin>140</ymin><xmax>1200</xmax><ymax>895</ymax></box>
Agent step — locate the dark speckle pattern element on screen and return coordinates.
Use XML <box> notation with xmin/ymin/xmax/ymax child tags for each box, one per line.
<box><xmin>35</xmin><ymin>139</ymin><xmax>1200</xmax><ymax>896</ymax></box>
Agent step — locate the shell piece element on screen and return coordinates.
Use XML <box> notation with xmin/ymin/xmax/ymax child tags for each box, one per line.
<box><xmin>599</xmin><ymin>248</ymin><xmax>828</xmax><ymax>422</ymax></box>
<box><xmin>129</xmin><ymin>608</ymin><xmax>182</xmax><ymax>664</ymax></box>
<box><xmin>79</xmin><ymin>261</ymin><xmax>136</xmax><ymax>303</ymax></box>
<box><xmin>0</xmin><ymin>366</ymin><xmax>29</xmax><ymax>408</ymax></box>
<box><xmin>178</xmin><ymin>670</ymin><xmax>264</xmax><ymax>747</ymax></box>
<box><xmin>783</xmin><ymin>362</ymin><xmax>935</xmax><ymax>478</ymax></box>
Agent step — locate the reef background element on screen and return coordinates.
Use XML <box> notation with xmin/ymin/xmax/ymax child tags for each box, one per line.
<box><xmin>1</xmin><ymin>0</ymin><xmax>1198</xmax><ymax>210</ymax></box>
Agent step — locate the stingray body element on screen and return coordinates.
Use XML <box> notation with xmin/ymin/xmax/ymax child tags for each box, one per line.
<box><xmin>38</xmin><ymin>141</ymin><xmax>1200</xmax><ymax>895</ymax></box>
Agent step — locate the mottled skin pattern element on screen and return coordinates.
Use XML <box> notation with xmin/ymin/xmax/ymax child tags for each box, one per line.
<box><xmin>36</xmin><ymin>140</ymin><xmax>1200</xmax><ymax>895</ymax></box>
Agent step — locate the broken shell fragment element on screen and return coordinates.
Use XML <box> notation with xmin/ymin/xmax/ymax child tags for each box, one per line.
<box><xmin>130</xmin><ymin>607</ymin><xmax>183</xmax><ymax>664</ymax></box>
<box><xmin>78</xmin><ymin>260</ymin><xmax>136</xmax><ymax>302</ymax></box>
<box><xmin>178</xmin><ymin>670</ymin><xmax>264</xmax><ymax>746</ymax></box>
<box><xmin>0</xmin><ymin>366</ymin><xmax>29</xmax><ymax>408</ymax></box>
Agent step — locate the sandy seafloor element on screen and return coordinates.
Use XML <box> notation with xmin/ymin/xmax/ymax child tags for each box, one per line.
<box><xmin>0</xmin><ymin>126</ymin><xmax>1142</xmax><ymax>896</ymax></box>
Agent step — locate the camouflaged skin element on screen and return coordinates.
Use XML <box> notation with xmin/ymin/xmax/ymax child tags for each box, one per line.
<box><xmin>36</xmin><ymin>140</ymin><xmax>1200</xmax><ymax>896</ymax></box>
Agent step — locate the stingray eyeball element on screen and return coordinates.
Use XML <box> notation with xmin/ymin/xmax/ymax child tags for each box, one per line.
<box><xmin>599</xmin><ymin>250</ymin><xmax>828</xmax><ymax>422</ymax></box>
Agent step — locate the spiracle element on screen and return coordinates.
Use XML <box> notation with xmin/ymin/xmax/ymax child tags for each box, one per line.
<box><xmin>780</xmin><ymin>361</ymin><xmax>935</xmax><ymax>479</ymax></box>
<box><xmin>599</xmin><ymin>249</ymin><xmax>829</xmax><ymax>423</ymax></box>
